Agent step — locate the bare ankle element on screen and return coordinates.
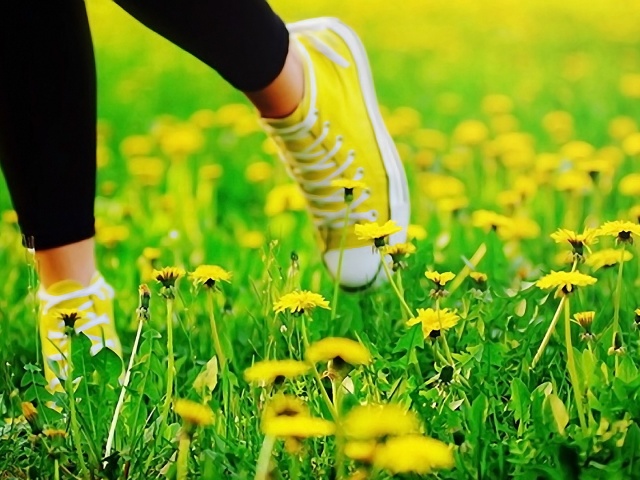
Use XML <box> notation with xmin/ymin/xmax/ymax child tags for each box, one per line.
<box><xmin>245</xmin><ymin>45</ymin><xmax>305</xmax><ymax>119</ymax></box>
<box><xmin>35</xmin><ymin>238</ymin><xmax>96</xmax><ymax>289</ymax></box>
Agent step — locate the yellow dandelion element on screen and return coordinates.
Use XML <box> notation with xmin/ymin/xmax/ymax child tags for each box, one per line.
<box><xmin>190</xmin><ymin>265</ymin><xmax>232</xmax><ymax>288</ymax></box>
<box><xmin>629</xmin><ymin>205</ymin><xmax>640</xmax><ymax>223</ymax></box>
<box><xmin>354</xmin><ymin>220</ymin><xmax>403</xmax><ymax>248</ymax></box>
<box><xmin>374</xmin><ymin>435</ymin><xmax>455</xmax><ymax>475</ymax></box>
<box><xmin>173</xmin><ymin>399</ymin><xmax>215</xmax><ymax>427</ymax></box>
<box><xmin>574</xmin><ymin>311</ymin><xmax>595</xmax><ymax>330</ymax></box>
<box><xmin>43</xmin><ymin>428</ymin><xmax>67</xmax><ymax>439</ymax></box>
<box><xmin>425</xmin><ymin>271</ymin><xmax>456</xmax><ymax>287</ymax></box>
<box><xmin>273</xmin><ymin>290</ymin><xmax>330</xmax><ymax>315</ymax></box>
<box><xmin>345</xmin><ymin>441</ymin><xmax>378</xmax><ymax>463</ymax></box>
<box><xmin>550</xmin><ymin>228</ymin><xmax>598</xmax><ymax>257</ymax></box>
<box><xmin>57</xmin><ymin>309</ymin><xmax>83</xmax><ymax>330</ymax></box>
<box><xmin>306</xmin><ymin>337</ymin><xmax>371</xmax><ymax>366</ymax></box>
<box><xmin>470</xmin><ymin>272</ymin><xmax>488</xmax><ymax>284</ymax></box>
<box><xmin>263</xmin><ymin>394</ymin><xmax>309</xmax><ymax>421</ymax></box>
<box><xmin>245</xmin><ymin>161</ymin><xmax>273</xmax><ymax>183</ymax></box>
<box><xmin>407</xmin><ymin>224</ymin><xmax>428</xmax><ymax>241</ymax></box>
<box><xmin>471</xmin><ymin>210</ymin><xmax>510</xmax><ymax>231</ymax></box>
<box><xmin>380</xmin><ymin>243</ymin><xmax>416</xmax><ymax>258</ymax></box>
<box><xmin>331</xmin><ymin>178</ymin><xmax>368</xmax><ymax>203</ymax></box>
<box><xmin>262</xmin><ymin>415</ymin><xmax>335</xmax><ymax>438</ymax></box>
<box><xmin>142</xmin><ymin>247</ymin><xmax>162</xmax><ymax>261</ymax></box>
<box><xmin>21</xmin><ymin>402</ymin><xmax>37</xmax><ymax>423</ymax></box>
<box><xmin>535</xmin><ymin>271</ymin><xmax>597</xmax><ymax>295</ymax></box>
<box><xmin>331</xmin><ymin>178</ymin><xmax>368</xmax><ymax>190</ymax></box>
<box><xmin>152</xmin><ymin>266</ymin><xmax>185</xmax><ymax>288</ymax></box>
<box><xmin>243</xmin><ymin>359</ymin><xmax>310</xmax><ymax>385</ymax></box>
<box><xmin>498</xmin><ymin>217</ymin><xmax>541</xmax><ymax>241</ymax></box>
<box><xmin>264</xmin><ymin>184</ymin><xmax>306</xmax><ymax>217</ymax></box>
<box><xmin>2</xmin><ymin>210</ymin><xmax>18</xmax><ymax>225</ymax></box>
<box><xmin>585</xmin><ymin>249</ymin><xmax>633</xmax><ymax>271</ymax></box>
<box><xmin>342</xmin><ymin>404</ymin><xmax>420</xmax><ymax>440</ymax></box>
<box><xmin>597</xmin><ymin>220</ymin><xmax>640</xmax><ymax>244</ymax></box>
<box><xmin>619</xmin><ymin>174</ymin><xmax>640</xmax><ymax>196</ymax></box>
<box><xmin>407</xmin><ymin>308</ymin><xmax>460</xmax><ymax>339</ymax></box>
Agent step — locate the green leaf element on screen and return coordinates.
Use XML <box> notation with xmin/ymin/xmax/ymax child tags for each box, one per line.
<box><xmin>93</xmin><ymin>346</ymin><xmax>124</xmax><ymax>386</ymax></box>
<box><xmin>193</xmin><ymin>355</ymin><xmax>218</xmax><ymax>403</ymax></box>
<box><xmin>392</xmin><ymin>323</ymin><xmax>424</xmax><ymax>354</ymax></box>
<box><xmin>509</xmin><ymin>378</ymin><xmax>531</xmax><ymax>435</ymax></box>
<box><xmin>617</xmin><ymin>356</ymin><xmax>639</xmax><ymax>384</ymax></box>
<box><xmin>544</xmin><ymin>393</ymin><xmax>569</xmax><ymax>435</ymax></box>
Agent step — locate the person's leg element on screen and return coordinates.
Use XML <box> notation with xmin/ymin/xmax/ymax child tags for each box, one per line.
<box><xmin>0</xmin><ymin>0</ymin><xmax>97</xmax><ymax>288</ymax></box>
<box><xmin>0</xmin><ymin>0</ymin><xmax>121</xmax><ymax>391</ymax></box>
<box><xmin>114</xmin><ymin>2</ymin><xmax>409</xmax><ymax>289</ymax></box>
<box><xmin>115</xmin><ymin>0</ymin><xmax>303</xmax><ymax>119</ymax></box>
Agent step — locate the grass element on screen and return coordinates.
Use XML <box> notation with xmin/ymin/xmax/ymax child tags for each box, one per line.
<box><xmin>2</xmin><ymin>0</ymin><xmax>640</xmax><ymax>478</ymax></box>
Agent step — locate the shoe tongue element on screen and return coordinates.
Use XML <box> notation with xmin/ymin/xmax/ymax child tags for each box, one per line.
<box><xmin>45</xmin><ymin>279</ymin><xmax>87</xmax><ymax>297</ymax></box>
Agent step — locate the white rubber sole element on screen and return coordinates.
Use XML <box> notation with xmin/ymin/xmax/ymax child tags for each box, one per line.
<box><xmin>288</xmin><ymin>18</ymin><xmax>411</xmax><ymax>289</ymax></box>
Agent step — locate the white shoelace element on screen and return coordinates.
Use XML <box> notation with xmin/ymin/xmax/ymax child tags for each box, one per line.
<box><xmin>265</xmin><ymin>37</ymin><xmax>378</xmax><ymax>229</ymax></box>
<box><xmin>39</xmin><ymin>276</ymin><xmax>116</xmax><ymax>384</ymax></box>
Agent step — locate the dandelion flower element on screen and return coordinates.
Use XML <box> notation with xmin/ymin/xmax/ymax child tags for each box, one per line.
<box><xmin>173</xmin><ymin>399</ymin><xmax>215</xmax><ymax>427</ymax></box>
<box><xmin>574</xmin><ymin>311</ymin><xmax>595</xmax><ymax>331</ymax></box>
<box><xmin>374</xmin><ymin>435</ymin><xmax>455</xmax><ymax>474</ymax></box>
<box><xmin>407</xmin><ymin>224</ymin><xmax>427</xmax><ymax>241</ymax></box>
<box><xmin>263</xmin><ymin>394</ymin><xmax>309</xmax><ymax>421</ymax></box>
<box><xmin>331</xmin><ymin>179</ymin><xmax>367</xmax><ymax>190</ymax></box>
<box><xmin>142</xmin><ymin>247</ymin><xmax>162</xmax><ymax>261</ymax></box>
<box><xmin>152</xmin><ymin>266</ymin><xmax>185</xmax><ymax>288</ymax></box>
<box><xmin>43</xmin><ymin>428</ymin><xmax>67</xmax><ymax>439</ymax></box>
<box><xmin>550</xmin><ymin>228</ymin><xmax>598</xmax><ymax>258</ymax></box>
<box><xmin>190</xmin><ymin>265</ymin><xmax>232</xmax><ymax>288</ymax></box>
<box><xmin>262</xmin><ymin>415</ymin><xmax>335</xmax><ymax>438</ymax></box>
<box><xmin>471</xmin><ymin>210</ymin><xmax>510</xmax><ymax>231</ymax></box>
<box><xmin>306</xmin><ymin>337</ymin><xmax>371</xmax><ymax>366</ymax></box>
<box><xmin>535</xmin><ymin>271</ymin><xmax>597</xmax><ymax>295</ymax></box>
<box><xmin>354</xmin><ymin>220</ymin><xmax>403</xmax><ymax>248</ymax></box>
<box><xmin>345</xmin><ymin>441</ymin><xmax>378</xmax><ymax>463</ymax></box>
<box><xmin>342</xmin><ymin>404</ymin><xmax>420</xmax><ymax>440</ymax></box>
<box><xmin>380</xmin><ymin>243</ymin><xmax>416</xmax><ymax>270</ymax></box>
<box><xmin>273</xmin><ymin>290</ymin><xmax>330</xmax><ymax>316</ymax></box>
<box><xmin>470</xmin><ymin>272</ymin><xmax>488</xmax><ymax>284</ymax></box>
<box><xmin>585</xmin><ymin>248</ymin><xmax>633</xmax><ymax>271</ymax></box>
<box><xmin>596</xmin><ymin>220</ymin><xmax>640</xmax><ymax>244</ymax></box>
<box><xmin>407</xmin><ymin>308</ymin><xmax>460</xmax><ymax>339</ymax></box>
<box><xmin>243</xmin><ymin>359</ymin><xmax>310</xmax><ymax>385</ymax></box>
<box><xmin>425</xmin><ymin>271</ymin><xmax>455</xmax><ymax>287</ymax></box>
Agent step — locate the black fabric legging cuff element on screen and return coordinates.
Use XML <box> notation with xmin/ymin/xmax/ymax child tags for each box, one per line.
<box><xmin>0</xmin><ymin>0</ymin><xmax>289</xmax><ymax>250</ymax></box>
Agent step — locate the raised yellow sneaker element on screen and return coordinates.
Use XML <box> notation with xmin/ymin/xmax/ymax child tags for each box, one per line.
<box><xmin>38</xmin><ymin>273</ymin><xmax>122</xmax><ymax>392</ymax></box>
<box><xmin>263</xmin><ymin>17</ymin><xmax>410</xmax><ymax>290</ymax></box>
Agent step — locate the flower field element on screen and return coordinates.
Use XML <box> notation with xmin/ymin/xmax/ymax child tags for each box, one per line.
<box><xmin>3</xmin><ymin>0</ymin><xmax>640</xmax><ymax>478</ymax></box>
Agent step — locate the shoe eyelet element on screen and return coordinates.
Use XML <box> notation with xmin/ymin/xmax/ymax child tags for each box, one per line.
<box><xmin>357</xmin><ymin>167</ymin><xmax>365</xmax><ymax>174</ymax></box>
<box><xmin>371</xmin><ymin>210</ymin><xmax>378</xmax><ymax>219</ymax></box>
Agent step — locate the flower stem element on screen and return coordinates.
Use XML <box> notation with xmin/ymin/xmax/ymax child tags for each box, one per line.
<box><xmin>448</xmin><ymin>242</ymin><xmax>488</xmax><ymax>294</ymax></box>
<box><xmin>531</xmin><ymin>296</ymin><xmax>567</xmax><ymax>369</ymax></box>
<box><xmin>161</xmin><ymin>297</ymin><xmax>175</xmax><ymax>421</ymax></box>
<box><xmin>331</xmin><ymin>203</ymin><xmax>352</xmax><ymax>326</ymax></box>
<box><xmin>54</xmin><ymin>459</ymin><xmax>60</xmax><ymax>480</ymax></box>
<box><xmin>611</xmin><ymin>244</ymin><xmax>626</xmax><ymax>350</ymax></box>
<box><xmin>564</xmin><ymin>298</ymin><xmax>587</xmax><ymax>434</ymax></box>
<box><xmin>300</xmin><ymin>316</ymin><xmax>339</xmax><ymax>421</ymax></box>
<box><xmin>207</xmin><ymin>290</ymin><xmax>227</xmax><ymax>369</ymax></box>
<box><xmin>66</xmin><ymin>340</ymin><xmax>88</xmax><ymax>476</ymax></box>
<box><xmin>331</xmin><ymin>376</ymin><xmax>346</xmax><ymax>480</ymax></box>
<box><xmin>255</xmin><ymin>435</ymin><xmax>276</xmax><ymax>480</ymax></box>
<box><xmin>176</xmin><ymin>431</ymin><xmax>191</xmax><ymax>480</ymax></box>
<box><xmin>379</xmin><ymin>251</ymin><xmax>414</xmax><ymax>318</ymax></box>
<box><xmin>104</xmin><ymin>307</ymin><xmax>146</xmax><ymax>464</ymax></box>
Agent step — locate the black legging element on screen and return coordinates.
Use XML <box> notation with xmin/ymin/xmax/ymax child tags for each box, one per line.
<box><xmin>0</xmin><ymin>0</ymin><xmax>289</xmax><ymax>250</ymax></box>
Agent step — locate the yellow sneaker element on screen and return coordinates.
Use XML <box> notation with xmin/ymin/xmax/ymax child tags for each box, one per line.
<box><xmin>38</xmin><ymin>273</ymin><xmax>122</xmax><ymax>392</ymax></box>
<box><xmin>263</xmin><ymin>18</ymin><xmax>410</xmax><ymax>290</ymax></box>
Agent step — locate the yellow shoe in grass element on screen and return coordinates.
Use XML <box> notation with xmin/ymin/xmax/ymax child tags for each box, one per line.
<box><xmin>263</xmin><ymin>18</ymin><xmax>410</xmax><ymax>290</ymax></box>
<box><xmin>38</xmin><ymin>273</ymin><xmax>122</xmax><ymax>392</ymax></box>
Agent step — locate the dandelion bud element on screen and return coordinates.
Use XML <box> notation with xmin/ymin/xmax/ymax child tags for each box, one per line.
<box><xmin>21</xmin><ymin>402</ymin><xmax>42</xmax><ymax>435</ymax></box>
<box><xmin>58</xmin><ymin>309</ymin><xmax>82</xmax><ymax>335</ymax></box>
<box><xmin>137</xmin><ymin>284</ymin><xmax>151</xmax><ymax>321</ymax></box>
